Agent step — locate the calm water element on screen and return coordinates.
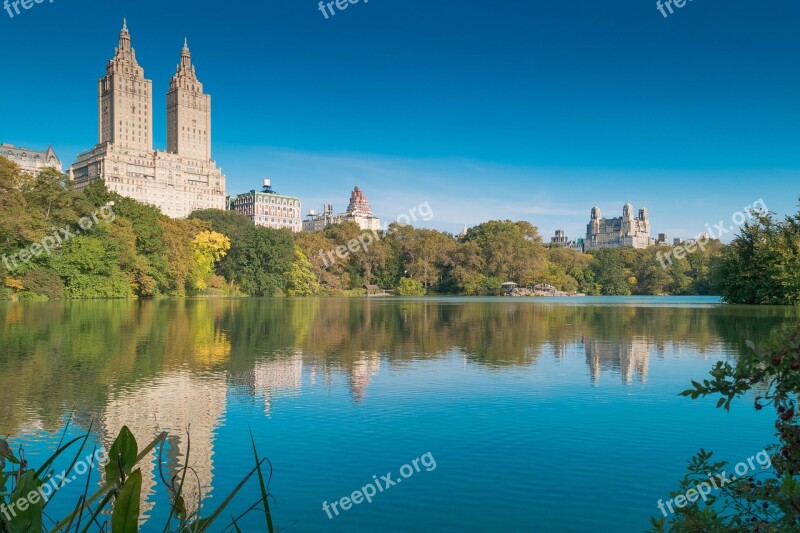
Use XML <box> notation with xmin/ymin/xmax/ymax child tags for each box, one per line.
<box><xmin>1</xmin><ymin>297</ymin><xmax>798</xmax><ymax>532</ymax></box>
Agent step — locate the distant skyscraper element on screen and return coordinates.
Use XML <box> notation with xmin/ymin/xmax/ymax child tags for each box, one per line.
<box><xmin>167</xmin><ymin>38</ymin><xmax>211</xmax><ymax>161</ymax></box>
<box><xmin>585</xmin><ymin>203</ymin><xmax>652</xmax><ymax>250</ymax></box>
<box><xmin>69</xmin><ymin>21</ymin><xmax>226</xmax><ymax>219</ymax></box>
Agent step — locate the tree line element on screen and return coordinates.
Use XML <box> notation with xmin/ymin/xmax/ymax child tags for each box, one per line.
<box><xmin>1</xmin><ymin>156</ymin><xmax>798</xmax><ymax>302</ymax></box>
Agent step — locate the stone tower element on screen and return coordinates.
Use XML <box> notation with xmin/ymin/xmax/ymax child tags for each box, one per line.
<box><xmin>167</xmin><ymin>38</ymin><xmax>211</xmax><ymax>161</ymax></box>
<box><xmin>622</xmin><ymin>202</ymin><xmax>634</xmax><ymax>235</ymax></box>
<box><xmin>589</xmin><ymin>206</ymin><xmax>601</xmax><ymax>235</ymax></box>
<box><xmin>98</xmin><ymin>19</ymin><xmax>154</xmax><ymax>152</ymax></box>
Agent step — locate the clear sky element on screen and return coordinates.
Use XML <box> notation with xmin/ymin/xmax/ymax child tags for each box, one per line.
<box><xmin>1</xmin><ymin>0</ymin><xmax>799</xmax><ymax>241</ymax></box>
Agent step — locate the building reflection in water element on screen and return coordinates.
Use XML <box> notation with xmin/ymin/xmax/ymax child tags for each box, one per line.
<box><xmin>100</xmin><ymin>372</ymin><xmax>227</xmax><ymax>519</ymax></box>
<box><xmin>252</xmin><ymin>351</ymin><xmax>304</xmax><ymax>416</ymax></box>
<box><xmin>349</xmin><ymin>352</ymin><xmax>381</xmax><ymax>403</ymax></box>
<box><xmin>585</xmin><ymin>337</ymin><xmax>651</xmax><ymax>385</ymax></box>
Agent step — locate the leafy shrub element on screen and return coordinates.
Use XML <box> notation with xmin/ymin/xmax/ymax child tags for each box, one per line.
<box><xmin>21</xmin><ymin>267</ymin><xmax>65</xmax><ymax>300</ymax></box>
<box><xmin>396</xmin><ymin>277</ymin><xmax>425</xmax><ymax>296</ymax></box>
<box><xmin>651</xmin><ymin>326</ymin><xmax>800</xmax><ymax>531</ymax></box>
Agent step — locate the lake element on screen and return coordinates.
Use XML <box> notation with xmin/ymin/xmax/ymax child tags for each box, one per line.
<box><xmin>1</xmin><ymin>296</ymin><xmax>797</xmax><ymax>532</ymax></box>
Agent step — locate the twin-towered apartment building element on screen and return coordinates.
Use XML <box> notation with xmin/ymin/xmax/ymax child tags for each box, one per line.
<box><xmin>60</xmin><ymin>20</ymin><xmax>377</xmax><ymax>232</ymax></box>
<box><xmin>69</xmin><ymin>20</ymin><xmax>226</xmax><ymax>219</ymax></box>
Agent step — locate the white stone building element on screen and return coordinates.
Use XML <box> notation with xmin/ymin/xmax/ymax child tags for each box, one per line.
<box><xmin>69</xmin><ymin>21</ymin><xmax>226</xmax><ymax>218</ymax></box>
<box><xmin>230</xmin><ymin>179</ymin><xmax>302</xmax><ymax>232</ymax></box>
<box><xmin>1</xmin><ymin>143</ymin><xmax>62</xmax><ymax>175</ymax></box>
<box><xmin>585</xmin><ymin>203</ymin><xmax>652</xmax><ymax>250</ymax></box>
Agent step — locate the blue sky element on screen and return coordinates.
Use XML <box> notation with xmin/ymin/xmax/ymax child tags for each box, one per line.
<box><xmin>1</xmin><ymin>0</ymin><xmax>799</xmax><ymax>240</ymax></box>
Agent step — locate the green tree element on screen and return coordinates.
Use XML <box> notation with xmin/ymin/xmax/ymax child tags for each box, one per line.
<box><xmin>0</xmin><ymin>157</ymin><xmax>37</xmax><ymax>257</ymax></box>
<box><xmin>286</xmin><ymin>246</ymin><xmax>321</xmax><ymax>296</ymax></box>
<box><xmin>22</xmin><ymin>167</ymin><xmax>92</xmax><ymax>231</ymax></box>
<box><xmin>715</xmin><ymin>207</ymin><xmax>800</xmax><ymax>304</ymax></box>
<box><xmin>449</xmin><ymin>241</ymin><xmax>489</xmax><ymax>294</ymax></box>
<box><xmin>220</xmin><ymin>226</ymin><xmax>295</xmax><ymax>296</ymax></box>
<box><xmin>462</xmin><ymin>220</ymin><xmax>547</xmax><ymax>285</ymax></box>
<box><xmin>396</xmin><ymin>277</ymin><xmax>425</xmax><ymax>296</ymax></box>
<box><xmin>189</xmin><ymin>209</ymin><xmax>253</xmax><ymax>243</ymax></box>
<box><xmin>393</xmin><ymin>225</ymin><xmax>456</xmax><ymax>291</ymax></box>
<box><xmin>51</xmin><ymin>228</ymin><xmax>132</xmax><ymax>298</ymax></box>
<box><xmin>546</xmin><ymin>247</ymin><xmax>595</xmax><ymax>293</ymax></box>
<box><xmin>20</xmin><ymin>267</ymin><xmax>65</xmax><ymax>299</ymax></box>
<box><xmin>294</xmin><ymin>230</ymin><xmax>349</xmax><ymax>291</ymax></box>
<box><xmin>589</xmin><ymin>249</ymin><xmax>632</xmax><ymax>295</ymax></box>
<box><xmin>110</xmin><ymin>193</ymin><xmax>171</xmax><ymax>294</ymax></box>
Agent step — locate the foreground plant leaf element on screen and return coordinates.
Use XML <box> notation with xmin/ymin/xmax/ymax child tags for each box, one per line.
<box><xmin>111</xmin><ymin>468</ymin><xmax>142</xmax><ymax>533</ymax></box>
<box><xmin>250</xmin><ymin>430</ymin><xmax>275</xmax><ymax>533</ymax></box>
<box><xmin>50</xmin><ymin>431</ymin><xmax>166</xmax><ymax>533</ymax></box>
<box><xmin>8</xmin><ymin>469</ymin><xmax>45</xmax><ymax>533</ymax></box>
<box><xmin>106</xmin><ymin>426</ymin><xmax>138</xmax><ymax>486</ymax></box>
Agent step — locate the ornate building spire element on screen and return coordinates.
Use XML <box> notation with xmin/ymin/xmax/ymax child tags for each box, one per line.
<box><xmin>119</xmin><ymin>18</ymin><xmax>131</xmax><ymax>52</ymax></box>
<box><xmin>174</xmin><ymin>37</ymin><xmax>196</xmax><ymax>80</ymax></box>
<box><xmin>181</xmin><ymin>37</ymin><xmax>191</xmax><ymax>68</ymax></box>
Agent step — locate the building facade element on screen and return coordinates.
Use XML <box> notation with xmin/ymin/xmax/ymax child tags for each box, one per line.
<box><xmin>550</xmin><ymin>229</ymin><xmax>585</xmax><ymax>251</ymax></box>
<box><xmin>303</xmin><ymin>204</ymin><xmax>336</xmax><ymax>232</ymax></box>
<box><xmin>303</xmin><ymin>186</ymin><xmax>381</xmax><ymax>232</ymax></box>
<box><xmin>1</xmin><ymin>143</ymin><xmax>62</xmax><ymax>175</ymax></box>
<box><xmin>230</xmin><ymin>179</ymin><xmax>302</xmax><ymax>232</ymax></box>
<box><xmin>585</xmin><ymin>203</ymin><xmax>652</xmax><ymax>250</ymax></box>
<box><xmin>69</xmin><ymin>21</ymin><xmax>226</xmax><ymax>219</ymax></box>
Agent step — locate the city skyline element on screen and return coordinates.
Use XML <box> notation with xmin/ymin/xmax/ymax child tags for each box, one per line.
<box><xmin>1</xmin><ymin>1</ymin><xmax>799</xmax><ymax>241</ymax></box>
